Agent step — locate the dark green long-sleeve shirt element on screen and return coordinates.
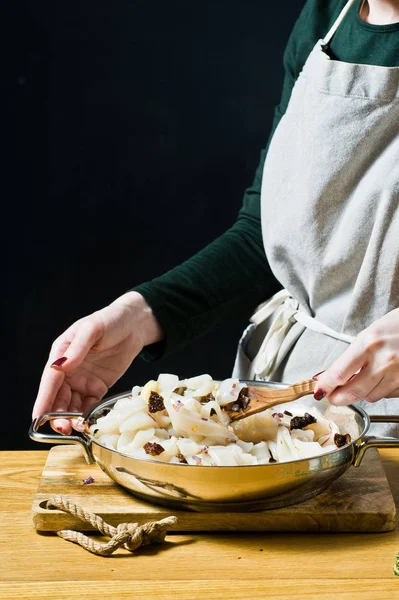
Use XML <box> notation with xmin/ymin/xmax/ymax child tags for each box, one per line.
<box><xmin>135</xmin><ymin>0</ymin><xmax>399</xmax><ymax>359</ymax></box>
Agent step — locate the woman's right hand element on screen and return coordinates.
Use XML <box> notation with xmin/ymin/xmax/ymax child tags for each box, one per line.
<box><xmin>32</xmin><ymin>291</ymin><xmax>163</xmax><ymax>434</ymax></box>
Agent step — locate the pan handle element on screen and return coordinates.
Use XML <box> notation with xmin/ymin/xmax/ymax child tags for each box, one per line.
<box><xmin>28</xmin><ymin>412</ymin><xmax>94</xmax><ymax>464</ymax></box>
<box><xmin>353</xmin><ymin>415</ymin><xmax>399</xmax><ymax>467</ymax></box>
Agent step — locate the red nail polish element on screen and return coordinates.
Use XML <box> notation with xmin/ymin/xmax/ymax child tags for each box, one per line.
<box><xmin>312</xmin><ymin>371</ymin><xmax>325</xmax><ymax>381</ymax></box>
<box><xmin>314</xmin><ymin>389</ymin><xmax>326</xmax><ymax>401</ymax></box>
<box><xmin>51</xmin><ymin>357</ymin><xmax>67</xmax><ymax>368</ymax></box>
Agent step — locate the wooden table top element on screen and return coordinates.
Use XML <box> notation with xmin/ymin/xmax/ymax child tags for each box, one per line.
<box><xmin>1</xmin><ymin>449</ymin><xmax>399</xmax><ymax>599</ymax></box>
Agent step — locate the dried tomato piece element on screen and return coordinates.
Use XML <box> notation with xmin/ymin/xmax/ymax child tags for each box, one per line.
<box><xmin>334</xmin><ymin>433</ymin><xmax>351</xmax><ymax>448</ymax></box>
<box><xmin>290</xmin><ymin>413</ymin><xmax>317</xmax><ymax>430</ymax></box>
<box><xmin>148</xmin><ymin>391</ymin><xmax>165</xmax><ymax>413</ymax></box>
<box><xmin>143</xmin><ymin>442</ymin><xmax>165</xmax><ymax>456</ymax></box>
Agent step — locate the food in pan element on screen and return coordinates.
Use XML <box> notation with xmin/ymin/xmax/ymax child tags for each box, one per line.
<box><xmin>86</xmin><ymin>374</ymin><xmax>355</xmax><ymax>466</ymax></box>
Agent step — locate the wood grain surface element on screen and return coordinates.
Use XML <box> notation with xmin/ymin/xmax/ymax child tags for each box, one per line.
<box><xmin>1</xmin><ymin>448</ymin><xmax>399</xmax><ymax>599</ymax></box>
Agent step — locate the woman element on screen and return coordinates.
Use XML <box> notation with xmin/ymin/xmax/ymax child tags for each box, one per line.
<box><xmin>33</xmin><ymin>0</ymin><xmax>399</xmax><ymax>436</ymax></box>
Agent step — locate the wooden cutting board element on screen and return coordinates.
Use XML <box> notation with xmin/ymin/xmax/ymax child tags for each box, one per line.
<box><xmin>32</xmin><ymin>445</ymin><xmax>396</xmax><ymax>533</ymax></box>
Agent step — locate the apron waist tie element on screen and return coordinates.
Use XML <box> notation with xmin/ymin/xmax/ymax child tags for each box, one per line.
<box><xmin>249</xmin><ymin>289</ymin><xmax>355</xmax><ymax>379</ymax></box>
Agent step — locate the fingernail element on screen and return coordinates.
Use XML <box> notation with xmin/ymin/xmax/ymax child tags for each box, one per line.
<box><xmin>312</xmin><ymin>371</ymin><xmax>325</xmax><ymax>381</ymax></box>
<box><xmin>51</xmin><ymin>357</ymin><xmax>67</xmax><ymax>368</ymax></box>
<box><xmin>314</xmin><ymin>389</ymin><xmax>326</xmax><ymax>401</ymax></box>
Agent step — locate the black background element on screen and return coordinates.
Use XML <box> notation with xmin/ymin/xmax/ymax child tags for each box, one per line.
<box><xmin>5</xmin><ymin>0</ymin><xmax>304</xmax><ymax>450</ymax></box>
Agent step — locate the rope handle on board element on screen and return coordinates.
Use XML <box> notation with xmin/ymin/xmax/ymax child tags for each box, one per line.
<box><xmin>46</xmin><ymin>495</ymin><xmax>178</xmax><ymax>557</ymax></box>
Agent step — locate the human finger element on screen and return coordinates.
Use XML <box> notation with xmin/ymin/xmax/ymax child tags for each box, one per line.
<box><xmin>69</xmin><ymin>391</ymin><xmax>86</xmax><ymax>432</ymax></box>
<box><xmin>79</xmin><ymin>394</ymin><xmax>102</xmax><ymax>413</ymax></box>
<box><xmin>313</xmin><ymin>340</ymin><xmax>367</xmax><ymax>400</ymax></box>
<box><xmin>52</xmin><ymin>393</ymin><xmax>102</xmax><ymax>435</ymax></box>
<box><xmin>33</xmin><ymin>364</ymin><xmax>66</xmax><ymax>420</ymax></box>
<box><xmin>358</xmin><ymin>376</ymin><xmax>399</xmax><ymax>404</ymax></box>
<box><xmin>326</xmin><ymin>365</ymin><xmax>384</xmax><ymax>406</ymax></box>
<box><xmin>51</xmin><ymin>383</ymin><xmax>73</xmax><ymax>434</ymax></box>
<box><xmin>38</xmin><ymin>319</ymin><xmax>103</xmax><ymax>427</ymax></box>
<box><xmin>51</xmin><ymin>389</ymin><xmax>86</xmax><ymax>435</ymax></box>
<box><xmin>50</xmin><ymin>319</ymin><xmax>104</xmax><ymax>373</ymax></box>
<box><xmin>32</xmin><ymin>335</ymin><xmax>73</xmax><ymax>420</ymax></box>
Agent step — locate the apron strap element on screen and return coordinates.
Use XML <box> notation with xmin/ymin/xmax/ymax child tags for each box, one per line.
<box><xmin>249</xmin><ymin>290</ymin><xmax>355</xmax><ymax>380</ymax></box>
<box><xmin>294</xmin><ymin>311</ymin><xmax>354</xmax><ymax>344</ymax></box>
<box><xmin>323</xmin><ymin>0</ymin><xmax>357</xmax><ymax>46</ymax></box>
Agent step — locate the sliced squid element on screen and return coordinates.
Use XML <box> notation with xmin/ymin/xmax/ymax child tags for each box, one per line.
<box><xmin>88</xmin><ymin>373</ymin><xmax>355</xmax><ymax>466</ymax></box>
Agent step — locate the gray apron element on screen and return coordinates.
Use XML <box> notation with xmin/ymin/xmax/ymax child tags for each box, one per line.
<box><xmin>233</xmin><ymin>0</ymin><xmax>399</xmax><ymax>435</ymax></box>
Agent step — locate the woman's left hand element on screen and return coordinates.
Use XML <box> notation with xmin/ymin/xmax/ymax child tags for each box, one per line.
<box><xmin>313</xmin><ymin>308</ymin><xmax>399</xmax><ymax>405</ymax></box>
